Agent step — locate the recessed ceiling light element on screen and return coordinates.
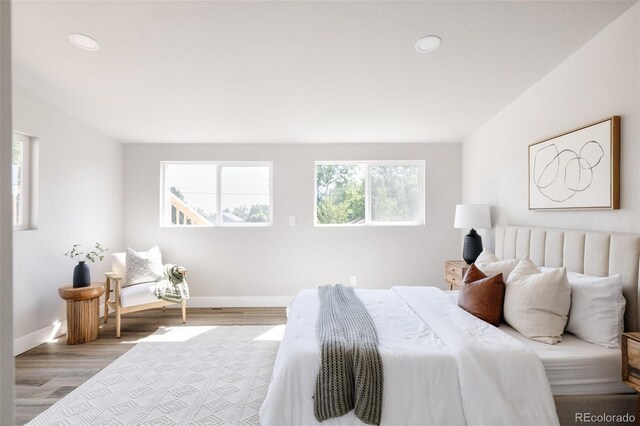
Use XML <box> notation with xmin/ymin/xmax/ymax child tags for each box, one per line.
<box><xmin>415</xmin><ymin>35</ymin><xmax>442</xmax><ymax>53</ymax></box>
<box><xmin>68</xmin><ymin>33</ymin><xmax>100</xmax><ymax>51</ymax></box>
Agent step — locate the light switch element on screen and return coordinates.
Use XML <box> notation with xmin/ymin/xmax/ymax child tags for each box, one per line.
<box><xmin>289</xmin><ymin>216</ymin><xmax>296</xmax><ymax>226</ymax></box>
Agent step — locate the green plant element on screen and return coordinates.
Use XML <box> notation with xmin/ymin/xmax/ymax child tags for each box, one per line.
<box><xmin>64</xmin><ymin>243</ymin><xmax>109</xmax><ymax>263</ymax></box>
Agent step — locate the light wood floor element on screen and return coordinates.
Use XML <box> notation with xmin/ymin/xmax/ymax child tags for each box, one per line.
<box><xmin>14</xmin><ymin>307</ymin><xmax>287</xmax><ymax>425</ymax></box>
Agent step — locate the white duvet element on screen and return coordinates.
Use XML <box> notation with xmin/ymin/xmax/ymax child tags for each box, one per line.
<box><xmin>260</xmin><ymin>286</ymin><xmax>559</xmax><ymax>426</ymax></box>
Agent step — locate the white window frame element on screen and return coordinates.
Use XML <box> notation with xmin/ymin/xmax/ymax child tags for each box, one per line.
<box><xmin>314</xmin><ymin>160</ymin><xmax>425</xmax><ymax>227</ymax></box>
<box><xmin>160</xmin><ymin>161</ymin><xmax>273</xmax><ymax>227</ymax></box>
<box><xmin>12</xmin><ymin>132</ymin><xmax>37</xmax><ymax>231</ymax></box>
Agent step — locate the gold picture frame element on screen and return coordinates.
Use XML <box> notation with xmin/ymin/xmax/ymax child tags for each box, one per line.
<box><xmin>528</xmin><ymin>116</ymin><xmax>620</xmax><ymax>210</ymax></box>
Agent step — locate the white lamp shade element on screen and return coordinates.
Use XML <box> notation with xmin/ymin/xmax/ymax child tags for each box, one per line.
<box><xmin>454</xmin><ymin>204</ymin><xmax>491</xmax><ymax>229</ymax></box>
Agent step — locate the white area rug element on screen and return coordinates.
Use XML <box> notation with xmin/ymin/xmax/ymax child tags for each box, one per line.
<box><xmin>28</xmin><ymin>325</ymin><xmax>283</xmax><ymax>426</ymax></box>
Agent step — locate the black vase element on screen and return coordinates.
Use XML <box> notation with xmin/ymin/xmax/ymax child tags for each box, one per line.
<box><xmin>73</xmin><ymin>261</ymin><xmax>91</xmax><ymax>288</ymax></box>
<box><xmin>462</xmin><ymin>228</ymin><xmax>483</xmax><ymax>264</ymax></box>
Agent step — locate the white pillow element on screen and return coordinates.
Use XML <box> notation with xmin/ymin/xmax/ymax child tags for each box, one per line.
<box><xmin>504</xmin><ymin>258</ymin><xmax>571</xmax><ymax>344</ymax></box>
<box><xmin>111</xmin><ymin>252</ymin><xmax>126</xmax><ymax>280</ymax></box>
<box><xmin>474</xmin><ymin>250</ymin><xmax>519</xmax><ymax>281</ymax></box>
<box><xmin>125</xmin><ymin>246</ymin><xmax>164</xmax><ymax>287</ymax></box>
<box><xmin>540</xmin><ymin>267</ymin><xmax>625</xmax><ymax>348</ymax></box>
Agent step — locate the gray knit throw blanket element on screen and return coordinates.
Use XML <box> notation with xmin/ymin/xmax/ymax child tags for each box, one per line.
<box><xmin>314</xmin><ymin>284</ymin><xmax>383</xmax><ymax>425</ymax></box>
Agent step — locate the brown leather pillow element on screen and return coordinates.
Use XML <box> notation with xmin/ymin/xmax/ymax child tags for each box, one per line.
<box><xmin>457</xmin><ymin>264</ymin><xmax>506</xmax><ymax>327</ymax></box>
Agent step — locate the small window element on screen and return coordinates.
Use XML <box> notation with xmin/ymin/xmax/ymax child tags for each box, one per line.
<box><xmin>12</xmin><ymin>132</ymin><xmax>37</xmax><ymax>230</ymax></box>
<box><xmin>161</xmin><ymin>162</ymin><xmax>272</xmax><ymax>227</ymax></box>
<box><xmin>221</xmin><ymin>166</ymin><xmax>271</xmax><ymax>224</ymax></box>
<box><xmin>315</xmin><ymin>161</ymin><xmax>424</xmax><ymax>226</ymax></box>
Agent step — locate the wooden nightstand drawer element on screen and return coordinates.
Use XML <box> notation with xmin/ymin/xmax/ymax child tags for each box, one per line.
<box><xmin>621</xmin><ymin>333</ymin><xmax>640</xmax><ymax>422</ymax></box>
<box><xmin>445</xmin><ymin>272</ymin><xmax>462</xmax><ymax>287</ymax></box>
<box><xmin>444</xmin><ymin>260</ymin><xmax>469</xmax><ymax>290</ymax></box>
<box><xmin>445</xmin><ymin>262</ymin><xmax>465</xmax><ymax>276</ymax></box>
<box><xmin>623</xmin><ymin>334</ymin><xmax>640</xmax><ymax>391</ymax></box>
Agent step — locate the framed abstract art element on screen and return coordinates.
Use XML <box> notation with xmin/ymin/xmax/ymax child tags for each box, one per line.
<box><xmin>528</xmin><ymin>116</ymin><xmax>620</xmax><ymax>210</ymax></box>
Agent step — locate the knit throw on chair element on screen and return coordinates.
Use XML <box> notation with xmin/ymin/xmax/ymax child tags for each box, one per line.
<box><xmin>314</xmin><ymin>284</ymin><xmax>383</xmax><ymax>425</ymax></box>
<box><xmin>154</xmin><ymin>264</ymin><xmax>190</xmax><ymax>303</ymax></box>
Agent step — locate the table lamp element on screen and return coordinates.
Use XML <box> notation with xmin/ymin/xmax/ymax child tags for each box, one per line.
<box><xmin>454</xmin><ymin>204</ymin><xmax>491</xmax><ymax>264</ymax></box>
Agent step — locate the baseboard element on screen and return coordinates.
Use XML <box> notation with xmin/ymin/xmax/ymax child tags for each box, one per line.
<box><xmin>14</xmin><ymin>298</ymin><xmax>289</xmax><ymax>355</ymax></box>
<box><xmin>14</xmin><ymin>305</ymin><xmax>109</xmax><ymax>356</ymax></box>
<box><xmin>175</xmin><ymin>296</ymin><xmax>293</xmax><ymax>308</ymax></box>
<box><xmin>14</xmin><ymin>320</ymin><xmax>67</xmax><ymax>356</ymax></box>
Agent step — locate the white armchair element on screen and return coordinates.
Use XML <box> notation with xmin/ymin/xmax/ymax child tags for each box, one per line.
<box><xmin>104</xmin><ymin>252</ymin><xmax>187</xmax><ymax>338</ymax></box>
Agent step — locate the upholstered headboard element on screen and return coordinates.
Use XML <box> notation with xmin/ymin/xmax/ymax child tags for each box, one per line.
<box><xmin>495</xmin><ymin>225</ymin><xmax>640</xmax><ymax>332</ymax></box>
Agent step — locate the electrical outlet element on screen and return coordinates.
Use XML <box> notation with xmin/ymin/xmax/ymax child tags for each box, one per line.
<box><xmin>289</xmin><ymin>216</ymin><xmax>296</xmax><ymax>226</ymax></box>
<box><xmin>350</xmin><ymin>276</ymin><xmax>357</xmax><ymax>286</ymax></box>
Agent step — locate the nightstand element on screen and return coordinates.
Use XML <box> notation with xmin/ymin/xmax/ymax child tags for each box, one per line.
<box><xmin>621</xmin><ymin>332</ymin><xmax>640</xmax><ymax>420</ymax></box>
<box><xmin>444</xmin><ymin>260</ymin><xmax>469</xmax><ymax>290</ymax></box>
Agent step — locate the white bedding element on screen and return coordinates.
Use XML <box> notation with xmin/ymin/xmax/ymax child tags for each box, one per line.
<box><xmin>444</xmin><ymin>291</ymin><xmax>631</xmax><ymax>396</ymax></box>
<box><xmin>501</xmin><ymin>326</ymin><xmax>630</xmax><ymax>395</ymax></box>
<box><xmin>260</xmin><ymin>287</ymin><xmax>559</xmax><ymax>426</ymax></box>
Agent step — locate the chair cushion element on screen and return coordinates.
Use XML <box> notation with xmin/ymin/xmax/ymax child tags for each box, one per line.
<box><xmin>119</xmin><ymin>282</ymin><xmax>160</xmax><ymax>308</ymax></box>
<box><xmin>112</xmin><ymin>252</ymin><xmax>126</xmax><ymax>279</ymax></box>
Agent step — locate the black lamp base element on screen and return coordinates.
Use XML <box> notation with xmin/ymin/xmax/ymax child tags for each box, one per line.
<box><xmin>463</xmin><ymin>228</ymin><xmax>483</xmax><ymax>264</ymax></box>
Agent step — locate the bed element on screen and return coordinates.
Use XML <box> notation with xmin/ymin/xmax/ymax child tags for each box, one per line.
<box><xmin>495</xmin><ymin>226</ymin><xmax>638</xmax><ymax>425</ymax></box>
<box><xmin>260</xmin><ymin>226</ymin><xmax>639</xmax><ymax>425</ymax></box>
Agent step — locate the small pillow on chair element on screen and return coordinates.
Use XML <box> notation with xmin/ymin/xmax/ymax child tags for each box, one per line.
<box><xmin>125</xmin><ymin>246</ymin><xmax>164</xmax><ymax>287</ymax></box>
<box><xmin>458</xmin><ymin>264</ymin><xmax>506</xmax><ymax>327</ymax></box>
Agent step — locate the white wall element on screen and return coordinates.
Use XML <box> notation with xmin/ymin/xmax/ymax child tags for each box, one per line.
<box><xmin>12</xmin><ymin>86</ymin><xmax>123</xmax><ymax>354</ymax></box>
<box><xmin>461</xmin><ymin>4</ymin><xmax>640</xmax><ymax>249</ymax></box>
<box><xmin>0</xmin><ymin>0</ymin><xmax>13</xmax><ymax>421</ymax></box>
<box><xmin>123</xmin><ymin>143</ymin><xmax>461</xmax><ymax>305</ymax></box>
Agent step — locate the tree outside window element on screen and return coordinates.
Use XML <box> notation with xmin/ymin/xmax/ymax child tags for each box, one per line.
<box><xmin>315</xmin><ymin>161</ymin><xmax>423</xmax><ymax>226</ymax></box>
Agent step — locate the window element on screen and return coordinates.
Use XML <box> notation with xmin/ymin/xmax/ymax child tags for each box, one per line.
<box><xmin>161</xmin><ymin>162</ymin><xmax>272</xmax><ymax>226</ymax></box>
<box><xmin>12</xmin><ymin>132</ymin><xmax>37</xmax><ymax>230</ymax></box>
<box><xmin>315</xmin><ymin>161</ymin><xmax>424</xmax><ymax>226</ymax></box>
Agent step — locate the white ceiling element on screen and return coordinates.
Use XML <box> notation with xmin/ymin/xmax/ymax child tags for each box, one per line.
<box><xmin>12</xmin><ymin>1</ymin><xmax>636</xmax><ymax>144</ymax></box>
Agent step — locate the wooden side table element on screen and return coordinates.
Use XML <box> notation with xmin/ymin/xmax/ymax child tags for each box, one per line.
<box><xmin>58</xmin><ymin>283</ymin><xmax>105</xmax><ymax>345</ymax></box>
<box><xmin>444</xmin><ymin>260</ymin><xmax>470</xmax><ymax>290</ymax></box>
<box><xmin>621</xmin><ymin>332</ymin><xmax>640</xmax><ymax>422</ymax></box>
